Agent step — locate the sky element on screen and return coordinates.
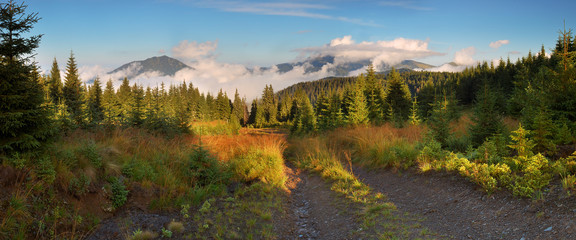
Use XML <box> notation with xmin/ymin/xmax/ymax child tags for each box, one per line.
<box><xmin>26</xmin><ymin>0</ymin><xmax>576</xmax><ymax>98</ymax></box>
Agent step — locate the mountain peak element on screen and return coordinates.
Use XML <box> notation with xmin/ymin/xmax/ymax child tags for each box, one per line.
<box><xmin>108</xmin><ymin>55</ymin><xmax>192</xmax><ymax>79</ymax></box>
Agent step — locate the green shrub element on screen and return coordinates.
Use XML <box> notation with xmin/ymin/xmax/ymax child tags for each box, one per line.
<box><xmin>110</xmin><ymin>177</ymin><xmax>129</xmax><ymax>209</ymax></box>
<box><xmin>69</xmin><ymin>173</ymin><xmax>91</xmax><ymax>197</ymax></box>
<box><xmin>510</xmin><ymin>154</ymin><xmax>551</xmax><ymax>198</ymax></box>
<box><xmin>36</xmin><ymin>156</ymin><xmax>56</xmax><ymax>185</ymax></box>
<box><xmin>187</xmin><ymin>146</ymin><xmax>229</xmax><ymax>186</ymax></box>
<box><xmin>79</xmin><ymin>140</ymin><xmax>102</xmax><ymax>169</ymax></box>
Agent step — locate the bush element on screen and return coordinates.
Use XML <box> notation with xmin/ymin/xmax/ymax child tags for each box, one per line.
<box><xmin>79</xmin><ymin>140</ymin><xmax>102</xmax><ymax>169</ymax></box>
<box><xmin>510</xmin><ymin>154</ymin><xmax>551</xmax><ymax>198</ymax></box>
<box><xmin>36</xmin><ymin>156</ymin><xmax>56</xmax><ymax>185</ymax></box>
<box><xmin>69</xmin><ymin>173</ymin><xmax>91</xmax><ymax>197</ymax></box>
<box><xmin>110</xmin><ymin>177</ymin><xmax>129</xmax><ymax>209</ymax></box>
<box><xmin>186</xmin><ymin>145</ymin><xmax>229</xmax><ymax>186</ymax></box>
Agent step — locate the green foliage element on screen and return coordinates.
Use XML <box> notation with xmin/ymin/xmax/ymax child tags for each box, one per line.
<box><xmin>343</xmin><ymin>79</ymin><xmax>369</xmax><ymax>126</ymax></box>
<box><xmin>510</xmin><ymin>154</ymin><xmax>551</xmax><ymax>198</ymax></box>
<box><xmin>161</xmin><ymin>227</ymin><xmax>173</xmax><ymax>238</ymax></box>
<box><xmin>229</xmin><ymin>148</ymin><xmax>286</xmax><ymax>187</ymax></box>
<box><xmin>427</xmin><ymin>97</ymin><xmax>453</xmax><ymax>147</ymax></box>
<box><xmin>79</xmin><ymin>140</ymin><xmax>102</xmax><ymax>169</ymax></box>
<box><xmin>290</xmin><ymin>90</ymin><xmax>316</xmax><ymax>135</ymax></box>
<box><xmin>48</xmin><ymin>58</ymin><xmax>63</xmax><ymax>103</ymax></box>
<box><xmin>36</xmin><ymin>156</ymin><xmax>56</xmax><ymax>185</ymax></box>
<box><xmin>384</xmin><ymin>68</ymin><xmax>412</xmax><ymax>123</ymax></box>
<box><xmin>62</xmin><ymin>52</ymin><xmax>85</xmax><ymax>125</ymax></box>
<box><xmin>0</xmin><ymin>1</ymin><xmax>53</xmax><ymax>154</ymax></box>
<box><xmin>469</xmin><ymin>84</ymin><xmax>504</xmax><ymax>147</ymax></box>
<box><xmin>87</xmin><ymin>77</ymin><xmax>104</xmax><ymax>124</ymax></box>
<box><xmin>69</xmin><ymin>173</ymin><xmax>91</xmax><ymax>197</ymax></box>
<box><xmin>110</xmin><ymin>177</ymin><xmax>129</xmax><ymax>209</ymax></box>
<box><xmin>187</xmin><ymin>145</ymin><xmax>229</xmax><ymax>186</ymax></box>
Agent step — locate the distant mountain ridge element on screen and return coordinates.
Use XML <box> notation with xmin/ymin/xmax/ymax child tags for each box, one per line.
<box><xmin>271</xmin><ymin>56</ymin><xmax>435</xmax><ymax>76</ymax></box>
<box><xmin>108</xmin><ymin>55</ymin><xmax>192</xmax><ymax>79</ymax></box>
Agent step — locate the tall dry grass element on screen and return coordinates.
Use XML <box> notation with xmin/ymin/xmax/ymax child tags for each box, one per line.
<box><xmin>325</xmin><ymin>123</ymin><xmax>426</xmax><ymax>169</ymax></box>
<box><xmin>202</xmin><ymin>134</ymin><xmax>288</xmax><ymax>188</ymax></box>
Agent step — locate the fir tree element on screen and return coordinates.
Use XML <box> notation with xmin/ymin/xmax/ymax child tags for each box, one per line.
<box><xmin>48</xmin><ymin>57</ymin><xmax>63</xmax><ymax>103</ymax></box>
<box><xmin>315</xmin><ymin>91</ymin><xmax>331</xmax><ymax>131</ymax></box>
<box><xmin>384</xmin><ymin>68</ymin><xmax>412</xmax><ymax>123</ymax></box>
<box><xmin>343</xmin><ymin>79</ymin><xmax>369</xmax><ymax>126</ymax></box>
<box><xmin>428</xmin><ymin>96</ymin><xmax>452</xmax><ymax>147</ymax></box>
<box><xmin>232</xmin><ymin>89</ymin><xmax>244</xmax><ymax>125</ymax></box>
<box><xmin>248</xmin><ymin>99</ymin><xmax>258</xmax><ymax>126</ymax></box>
<box><xmin>102</xmin><ymin>79</ymin><xmax>119</xmax><ymax>125</ymax></box>
<box><xmin>129</xmin><ymin>84</ymin><xmax>144</xmax><ymax>126</ymax></box>
<box><xmin>116</xmin><ymin>77</ymin><xmax>132</xmax><ymax>124</ymax></box>
<box><xmin>215</xmin><ymin>89</ymin><xmax>231</xmax><ymax>121</ymax></box>
<box><xmin>0</xmin><ymin>1</ymin><xmax>53</xmax><ymax>153</ymax></box>
<box><xmin>469</xmin><ymin>84</ymin><xmax>503</xmax><ymax>146</ymax></box>
<box><xmin>363</xmin><ymin>65</ymin><xmax>386</xmax><ymax>123</ymax></box>
<box><xmin>291</xmin><ymin>90</ymin><xmax>316</xmax><ymax>134</ymax></box>
<box><xmin>62</xmin><ymin>51</ymin><xmax>84</xmax><ymax>125</ymax></box>
<box><xmin>87</xmin><ymin>77</ymin><xmax>104</xmax><ymax>124</ymax></box>
<box><xmin>409</xmin><ymin>97</ymin><xmax>421</xmax><ymax>126</ymax></box>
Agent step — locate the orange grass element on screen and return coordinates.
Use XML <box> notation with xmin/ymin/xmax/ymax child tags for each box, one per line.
<box><xmin>201</xmin><ymin>134</ymin><xmax>287</xmax><ymax>162</ymax></box>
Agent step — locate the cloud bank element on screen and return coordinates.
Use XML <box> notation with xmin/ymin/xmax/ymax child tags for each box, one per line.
<box><xmin>76</xmin><ymin>36</ymin><xmax>448</xmax><ymax>99</ymax></box>
<box><xmin>297</xmin><ymin>35</ymin><xmax>443</xmax><ymax>70</ymax></box>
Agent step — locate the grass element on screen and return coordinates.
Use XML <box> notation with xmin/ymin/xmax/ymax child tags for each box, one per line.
<box><xmin>325</xmin><ymin>123</ymin><xmax>424</xmax><ymax>170</ymax></box>
<box><xmin>1</xmin><ymin>126</ymin><xmax>291</xmax><ymax>239</ymax></box>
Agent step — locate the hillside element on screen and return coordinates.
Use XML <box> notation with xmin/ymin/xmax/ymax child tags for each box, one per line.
<box><xmin>108</xmin><ymin>55</ymin><xmax>192</xmax><ymax>79</ymax></box>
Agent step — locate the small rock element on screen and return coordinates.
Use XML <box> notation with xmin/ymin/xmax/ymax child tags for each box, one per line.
<box><xmin>544</xmin><ymin>227</ymin><xmax>552</xmax><ymax>232</ymax></box>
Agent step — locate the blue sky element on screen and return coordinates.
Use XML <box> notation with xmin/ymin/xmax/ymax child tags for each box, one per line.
<box><xmin>25</xmin><ymin>0</ymin><xmax>576</xmax><ymax>97</ymax></box>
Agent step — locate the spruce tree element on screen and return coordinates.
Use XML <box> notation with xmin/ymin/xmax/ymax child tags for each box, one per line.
<box><xmin>129</xmin><ymin>84</ymin><xmax>144</xmax><ymax>126</ymax></box>
<box><xmin>215</xmin><ymin>89</ymin><xmax>231</xmax><ymax>121</ymax></box>
<box><xmin>232</xmin><ymin>89</ymin><xmax>244</xmax><ymax>125</ymax></box>
<box><xmin>0</xmin><ymin>1</ymin><xmax>53</xmax><ymax>153</ymax></box>
<box><xmin>116</xmin><ymin>77</ymin><xmax>132</xmax><ymax>124</ymax></box>
<box><xmin>291</xmin><ymin>90</ymin><xmax>316</xmax><ymax>134</ymax></box>
<box><xmin>428</xmin><ymin>96</ymin><xmax>452</xmax><ymax>147</ymax></box>
<box><xmin>409</xmin><ymin>97</ymin><xmax>421</xmax><ymax>126</ymax></box>
<box><xmin>384</xmin><ymin>68</ymin><xmax>412</xmax><ymax>124</ymax></box>
<box><xmin>469</xmin><ymin>84</ymin><xmax>503</xmax><ymax>146</ymax></box>
<box><xmin>363</xmin><ymin>65</ymin><xmax>386</xmax><ymax>123</ymax></box>
<box><xmin>87</xmin><ymin>77</ymin><xmax>104</xmax><ymax>124</ymax></box>
<box><xmin>48</xmin><ymin>57</ymin><xmax>63</xmax><ymax>103</ymax></box>
<box><xmin>343</xmin><ymin>79</ymin><xmax>369</xmax><ymax>126</ymax></box>
<box><xmin>102</xmin><ymin>79</ymin><xmax>119</xmax><ymax>125</ymax></box>
<box><xmin>315</xmin><ymin>91</ymin><xmax>331</xmax><ymax>131</ymax></box>
<box><xmin>62</xmin><ymin>51</ymin><xmax>84</xmax><ymax>125</ymax></box>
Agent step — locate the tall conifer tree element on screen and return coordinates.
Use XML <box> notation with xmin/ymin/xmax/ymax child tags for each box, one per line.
<box><xmin>0</xmin><ymin>1</ymin><xmax>52</xmax><ymax>153</ymax></box>
<box><xmin>48</xmin><ymin>58</ymin><xmax>63</xmax><ymax>103</ymax></box>
<box><xmin>63</xmin><ymin>51</ymin><xmax>84</xmax><ymax>125</ymax></box>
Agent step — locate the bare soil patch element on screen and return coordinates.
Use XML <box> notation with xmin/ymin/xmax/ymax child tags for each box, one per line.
<box><xmin>354</xmin><ymin>166</ymin><xmax>576</xmax><ymax>239</ymax></box>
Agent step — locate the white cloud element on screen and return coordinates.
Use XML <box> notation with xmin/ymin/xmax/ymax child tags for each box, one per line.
<box><xmin>489</xmin><ymin>40</ymin><xmax>510</xmax><ymax>49</ymax></box>
<box><xmin>453</xmin><ymin>46</ymin><xmax>476</xmax><ymax>66</ymax></box>
<box><xmin>297</xmin><ymin>36</ymin><xmax>443</xmax><ymax>70</ymax></box>
<box><xmin>172</xmin><ymin>40</ymin><xmax>218</xmax><ymax>60</ymax></box>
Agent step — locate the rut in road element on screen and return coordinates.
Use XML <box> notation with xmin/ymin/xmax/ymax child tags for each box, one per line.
<box><xmin>279</xmin><ymin>165</ymin><xmax>360</xmax><ymax>240</ymax></box>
